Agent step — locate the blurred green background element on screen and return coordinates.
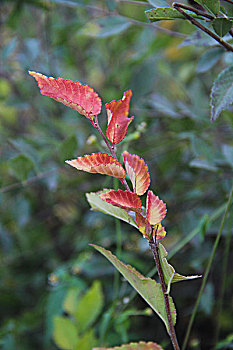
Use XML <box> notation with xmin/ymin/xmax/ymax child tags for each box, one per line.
<box><xmin>0</xmin><ymin>1</ymin><xmax>232</xmax><ymax>349</ymax></box>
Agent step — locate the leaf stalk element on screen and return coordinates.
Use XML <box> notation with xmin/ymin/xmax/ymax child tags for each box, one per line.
<box><xmin>172</xmin><ymin>2</ymin><xmax>233</xmax><ymax>52</ymax></box>
<box><xmin>149</xmin><ymin>239</ymin><xmax>180</xmax><ymax>350</ymax></box>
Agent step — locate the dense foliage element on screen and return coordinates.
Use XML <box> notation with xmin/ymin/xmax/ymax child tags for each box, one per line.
<box><xmin>0</xmin><ymin>1</ymin><xmax>232</xmax><ymax>350</ymax></box>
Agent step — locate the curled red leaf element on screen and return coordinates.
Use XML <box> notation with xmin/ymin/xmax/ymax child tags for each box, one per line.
<box><xmin>146</xmin><ymin>190</ymin><xmax>167</xmax><ymax>226</ymax></box>
<box><xmin>135</xmin><ymin>213</ymin><xmax>152</xmax><ymax>238</ymax></box>
<box><xmin>123</xmin><ymin>151</ymin><xmax>150</xmax><ymax>196</ymax></box>
<box><xmin>105</xmin><ymin>90</ymin><xmax>134</xmax><ymax>145</ymax></box>
<box><xmin>66</xmin><ymin>153</ymin><xmax>126</xmax><ymax>179</ymax></box>
<box><xmin>99</xmin><ymin>189</ymin><xmax>142</xmax><ymax>212</ymax></box>
<box><xmin>154</xmin><ymin>223</ymin><xmax>166</xmax><ymax>241</ymax></box>
<box><xmin>29</xmin><ymin>71</ymin><xmax>102</xmax><ymax>122</ymax></box>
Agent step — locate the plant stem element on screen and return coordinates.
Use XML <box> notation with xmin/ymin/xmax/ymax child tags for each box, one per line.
<box><xmin>214</xmin><ymin>222</ymin><xmax>232</xmax><ymax>347</ymax></box>
<box><xmin>149</xmin><ymin>239</ymin><xmax>180</xmax><ymax>350</ymax></box>
<box><xmin>94</xmin><ymin>115</ymin><xmax>131</xmax><ymax>192</ymax></box>
<box><xmin>182</xmin><ymin>184</ymin><xmax>233</xmax><ymax>350</ymax></box>
<box><xmin>172</xmin><ymin>2</ymin><xmax>233</xmax><ymax>52</ymax></box>
<box><xmin>172</xmin><ymin>3</ymin><xmax>214</xmax><ymax>20</ymax></box>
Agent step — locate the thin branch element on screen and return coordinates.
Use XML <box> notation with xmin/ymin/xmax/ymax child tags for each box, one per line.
<box><xmin>182</xmin><ymin>184</ymin><xmax>233</xmax><ymax>350</ymax></box>
<box><xmin>0</xmin><ymin>168</ymin><xmax>60</xmax><ymax>193</ymax></box>
<box><xmin>172</xmin><ymin>3</ymin><xmax>214</xmax><ymax>20</ymax></box>
<box><xmin>94</xmin><ymin>115</ymin><xmax>131</xmax><ymax>192</ymax></box>
<box><xmin>149</xmin><ymin>238</ymin><xmax>180</xmax><ymax>350</ymax></box>
<box><xmin>172</xmin><ymin>2</ymin><xmax>233</xmax><ymax>52</ymax></box>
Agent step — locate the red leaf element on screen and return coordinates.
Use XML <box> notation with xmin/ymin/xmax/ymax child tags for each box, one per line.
<box><xmin>123</xmin><ymin>151</ymin><xmax>150</xmax><ymax>195</ymax></box>
<box><xmin>154</xmin><ymin>223</ymin><xmax>166</xmax><ymax>241</ymax></box>
<box><xmin>99</xmin><ymin>189</ymin><xmax>142</xmax><ymax>212</ymax></box>
<box><xmin>105</xmin><ymin>90</ymin><xmax>134</xmax><ymax>145</ymax></box>
<box><xmin>135</xmin><ymin>213</ymin><xmax>152</xmax><ymax>238</ymax></box>
<box><xmin>66</xmin><ymin>153</ymin><xmax>126</xmax><ymax>179</ymax></box>
<box><xmin>29</xmin><ymin>71</ymin><xmax>102</xmax><ymax>121</ymax></box>
<box><xmin>146</xmin><ymin>190</ymin><xmax>167</xmax><ymax>225</ymax></box>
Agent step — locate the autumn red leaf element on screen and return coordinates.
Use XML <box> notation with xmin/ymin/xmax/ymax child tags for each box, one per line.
<box><xmin>66</xmin><ymin>153</ymin><xmax>126</xmax><ymax>179</ymax></box>
<box><xmin>123</xmin><ymin>151</ymin><xmax>150</xmax><ymax>196</ymax></box>
<box><xmin>29</xmin><ymin>71</ymin><xmax>102</xmax><ymax>123</ymax></box>
<box><xmin>99</xmin><ymin>189</ymin><xmax>142</xmax><ymax>212</ymax></box>
<box><xmin>135</xmin><ymin>213</ymin><xmax>152</xmax><ymax>238</ymax></box>
<box><xmin>105</xmin><ymin>90</ymin><xmax>134</xmax><ymax>145</ymax></box>
<box><xmin>146</xmin><ymin>190</ymin><xmax>167</xmax><ymax>226</ymax></box>
<box><xmin>154</xmin><ymin>223</ymin><xmax>166</xmax><ymax>241</ymax></box>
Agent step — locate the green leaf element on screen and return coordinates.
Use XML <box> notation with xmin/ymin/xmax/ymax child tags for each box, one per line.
<box><xmin>90</xmin><ymin>244</ymin><xmax>176</xmax><ymax>333</ymax></box>
<box><xmin>79</xmin><ymin>16</ymin><xmax>131</xmax><ymax>38</ymax></box>
<box><xmin>94</xmin><ymin>341</ymin><xmax>164</xmax><ymax>350</ymax></box>
<box><xmin>196</xmin><ymin>48</ymin><xmax>223</xmax><ymax>73</ymax></box>
<box><xmin>194</xmin><ymin>0</ymin><xmax>220</xmax><ymax>15</ymax></box>
<box><xmin>75</xmin><ymin>329</ymin><xmax>97</xmax><ymax>350</ymax></box>
<box><xmin>8</xmin><ymin>154</ymin><xmax>35</xmax><ymax>181</ymax></box>
<box><xmin>222</xmin><ymin>144</ymin><xmax>233</xmax><ymax>168</ymax></box>
<box><xmin>53</xmin><ymin>316</ymin><xmax>79</xmax><ymax>350</ymax></box>
<box><xmin>189</xmin><ymin>159</ymin><xmax>218</xmax><ymax>172</ymax></box>
<box><xmin>75</xmin><ymin>281</ymin><xmax>103</xmax><ymax>334</ymax></box>
<box><xmin>210</xmin><ymin>65</ymin><xmax>233</xmax><ymax>121</ymax></box>
<box><xmin>86</xmin><ymin>191</ymin><xmax>138</xmax><ymax>229</ymax></box>
<box><xmin>63</xmin><ymin>287</ymin><xmax>82</xmax><ymax>317</ymax></box>
<box><xmin>158</xmin><ymin>244</ymin><xmax>201</xmax><ymax>294</ymax></box>
<box><xmin>145</xmin><ymin>7</ymin><xmax>187</xmax><ymax>21</ymax></box>
<box><xmin>212</xmin><ymin>18</ymin><xmax>232</xmax><ymax>37</ymax></box>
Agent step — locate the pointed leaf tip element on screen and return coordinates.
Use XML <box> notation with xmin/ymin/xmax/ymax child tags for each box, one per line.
<box><xmin>29</xmin><ymin>71</ymin><xmax>102</xmax><ymax>120</ymax></box>
<box><xmin>66</xmin><ymin>153</ymin><xmax>126</xmax><ymax>179</ymax></box>
<box><xmin>146</xmin><ymin>190</ymin><xmax>167</xmax><ymax>226</ymax></box>
<box><xmin>100</xmin><ymin>189</ymin><xmax>142</xmax><ymax>212</ymax></box>
<box><xmin>106</xmin><ymin>90</ymin><xmax>134</xmax><ymax>145</ymax></box>
<box><xmin>123</xmin><ymin>151</ymin><xmax>150</xmax><ymax>195</ymax></box>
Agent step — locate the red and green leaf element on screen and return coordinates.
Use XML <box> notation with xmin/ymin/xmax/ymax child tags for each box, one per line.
<box><xmin>146</xmin><ymin>190</ymin><xmax>167</xmax><ymax>226</ymax></box>
<box><xmin>154</xmin><ymin>223</ymin><xmax>166</xmax><ymax>241</ymax></box>
<box><xmin>123</xmin><ymin>151</ymin><xmax>150</xmax><ymax>195</ymax></box>
<box><xmin>29</xmin><ymin>71</ymin><xmax>102</xmax><ymax>122</ymax></box>
<box><xmin>135</xmin><ymin>213</ymin><xmax>152</xmax><ymax>238</ymax></box>
<box><xmin>66</xmin><ymin>153</ymin><xmax>126</xmax><ymax>179</ymax></box>
<box><xmin>105</xmin><ymin>90</ymin><xmax>134</xmax><ymax>145</ymax></box>
<box><xmin>99</xmin><ymin>189</ymin><xmax>142</xmax><ymax>212</ymax></box>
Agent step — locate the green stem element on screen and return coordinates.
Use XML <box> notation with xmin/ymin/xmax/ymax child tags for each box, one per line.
<box><xmin>214</xmin><ymin>219</ymin><xmax>232</xmax><ymax>346</ymax></box>
<box><xmin>173</xmin><ymin>3</ymin><xmax>233</xmax><ymax>52</ymax></box>
<box><xmin>182</xmin><ymin>184</ymin><xmax>233</xmax><ymax>350</ymax></box>
<box><xmin>149</xmin><ymin>240</ymin><xmax>180</xmax><ymax>350</ymax></box>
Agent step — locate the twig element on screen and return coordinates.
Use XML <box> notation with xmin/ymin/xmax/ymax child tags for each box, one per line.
<box><xmin>149</xmin><ymin>238</ymin><xmax>180</xmax><ymax>350</ymax></box>
<box><xmin>0</xmin><ymin>168</ymin><xmax>60</xmax><ymax>193</ymax></box>
<box><xmin>94</xmin><ymin>115</ymin><xmax>131</xmax><ymax>192</ymax></box>
<box><xmin>182</xmin><ymin>184</ymin><xmax>233</xmax><ymax>350</ymax></box>
<box><xmin>172</xmin><ymin>3</ymin><xmax>214</xmax><ymax>20</ymax></box>
<box><xmin>172</xmin><ymin>2</ymin><xmax>233</xmax><ymax>52</ymax></box>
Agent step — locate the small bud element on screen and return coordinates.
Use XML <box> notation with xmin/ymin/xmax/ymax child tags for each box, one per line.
<box><xmin>86</xmin><ymin>134</ymin><xmax>97</xmax><ymax>145</ymax></box>
<box><xmin>137</xmin><ymin>122</ymin><xmax>147</xmax><ymax>132</ymax></box>
<box><xmin>145</xmin><ymin>308</ymin><xmax>153</xmax><ymax>316</ymax></box>
<box><xmin>48</xmin><ymin>273</ymin><xmax>59</xmax><ymax>286</ymax></box>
